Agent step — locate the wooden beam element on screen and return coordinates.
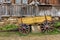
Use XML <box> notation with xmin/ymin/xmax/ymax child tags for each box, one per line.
<box><xmin>11</xmin><ymin>0</ymin><xmax>15</xmax><ymax>4</ymax></box>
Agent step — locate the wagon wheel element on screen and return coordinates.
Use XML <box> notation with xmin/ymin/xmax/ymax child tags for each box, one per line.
<box><xmin>40</xmin><ymin>21</ymin><xmax>54</xmax><ymax>33</ymax></box>
<box><xmin>19</xmin><ymin>24</ymin><xmax>30</xmax><ymax>34</ymax></box>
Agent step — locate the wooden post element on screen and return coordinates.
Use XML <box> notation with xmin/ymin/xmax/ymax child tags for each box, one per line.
<box><xmin>5</xmin><ymin>5</ymin><xmax>7</xmax><ymax>15</ymax></box>
<box><xmin>11</xmin><ymin>0</ymin><xmax>15</xmax><ymax>4</ymax></box>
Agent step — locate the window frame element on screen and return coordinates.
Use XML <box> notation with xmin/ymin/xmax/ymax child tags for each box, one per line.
<box><xmin>22</xmin><ymin>0</ymin><xmax>28</xmax><ymax>4</ymax></box>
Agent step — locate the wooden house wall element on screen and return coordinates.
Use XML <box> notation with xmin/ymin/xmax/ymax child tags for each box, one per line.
<box><xmin>28</xmin><ymin>0</ymin><xmax>59</xmax><ymax>5</ymax></box>
<box><xmin>0</xmin><ymin>0</ymin><xmax>59</xmax><ymax>5</ymax></box>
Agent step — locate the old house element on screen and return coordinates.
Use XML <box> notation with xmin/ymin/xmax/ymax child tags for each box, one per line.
<box><xmin>0</xmin><ymin>0</ymin><xmax>60</xmax><ymax>17</ymax></box>
<box><xmin>12</xmin><ymin>0</ymin><xmax>60</xmax><ymax>5</ymax></box>
<box><xmin>0</xmin><ymin>0</ymin><xmax>59</xmax><ymax>5</ymax></box>
<box><xmin>28</xmin><ymin>0</ymin><xmax>59</xmax><ymax>5</ymax></box>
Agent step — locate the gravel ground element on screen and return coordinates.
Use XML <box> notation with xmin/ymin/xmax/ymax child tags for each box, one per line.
<box><xmin>0</xmin><ymin>34</ymin><xmax>60</xmax><ymax>40</ymax></box>
<box><xmin>20</xmin><ymin>34</ymin><xmax>60</xmax><ymax>40</ymax></box>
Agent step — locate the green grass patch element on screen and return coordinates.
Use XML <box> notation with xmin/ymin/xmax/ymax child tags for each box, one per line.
<box><xmin>20</xmin><ymin>28</ymin><xmax>60</xmax><ymax>36</ymax></box>
<box><xmin>15</xmin><ymin>32</ymin><xmax>29</xmax><ymax>36</ymax></box>
<box><xmin>0</xmin><ymin>28</ymin><xmax>60</xmax><ymax>37</ymax></box>
<box><xmin>0</xmin><ymin>24</ymin><xmax>60</xmax><ymax>37</ymax></box>
<box><xmin>15</xmin><ymin>28</ymin><xmax>60</xmax><ymax>37</ymax></box>
<box><xmin>0</xmin><ymin>24</ymin><xmax>18</xmax><ymax>31</ymax></box>
<box><xmin>54</xmin><ymin>21</ymin><xmax>60</xmax><ymax>28</ymax></box>
<box><xmin>0</xmin><ymin>32</ymin><xmax>18</xmax><ymax>37</ymax></box>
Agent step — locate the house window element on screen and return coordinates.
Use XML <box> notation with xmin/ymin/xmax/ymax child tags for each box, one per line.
<box><xmin>15</xmin><ymin>0</ymin><xmax>21</xmax><ymax>4</ymax></box>
<box><xmin>23</xmin><ymin>0</ymin><xmax>28</xmax><ymax>4</ymax></box>
<box><xmin>15</xmin><ymin>0</ymin><xmax>28</xmax><ymax>4</ymax></box>
<box><xmin>4</xmin><ymin>0</ymin><xmax>11</xmax><ymax>3</ymax></box>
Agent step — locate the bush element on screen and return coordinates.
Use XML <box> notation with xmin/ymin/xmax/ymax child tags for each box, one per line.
<box><xmin>54</xmin><ymin>21</ymin><xmax>60</xmax><ymax>28</ymax></box>
<box><xmin>0</xmin><ymin>24</ymin><xmax>18</xmax><ymax>31</ymax></box>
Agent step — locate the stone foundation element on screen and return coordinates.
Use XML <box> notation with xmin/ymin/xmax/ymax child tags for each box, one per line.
<box><xmin>31</xmin><ymin>25</ymin><xmax>41</xmax><ymax>33</ymax></box>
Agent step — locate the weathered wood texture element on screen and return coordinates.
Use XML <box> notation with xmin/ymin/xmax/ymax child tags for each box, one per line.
<box><xmin>1</xmin><ymin>0</ymin><xmax>60</xmax><ymax>5</ymax></box>
<box><xmin>28</xmin><ymin>0</ymin><xmax>59</xmax><ymax>5</ymax></box>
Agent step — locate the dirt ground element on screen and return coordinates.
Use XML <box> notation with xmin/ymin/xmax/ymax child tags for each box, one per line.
<box><xmin>0</xmin><ymin>34</ymin><xmax>60</xmax><ymax>40</ymax></box>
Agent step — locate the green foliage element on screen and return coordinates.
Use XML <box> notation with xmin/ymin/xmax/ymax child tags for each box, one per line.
<box><xmin>54</xmin><ymin>21</ymin><xmax>60</xmax><ymax>28</ymax></box>
<box><xmin>0</xmin><ymin>24</ymin><xmax>18</xmax><ymax>31</ymax></box>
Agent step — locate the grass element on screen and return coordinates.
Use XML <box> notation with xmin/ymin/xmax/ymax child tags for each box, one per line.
<box><xmin>0</xmin><ymin>22</ymin><xmax>60</xmax><ymax>37</ymax></box>
<box><xmin>0</xmin><ymin>32</ymin><xmax>17</xmax><ymax>37</ymax></box>
<box><xmin>0</xmin><ymin>28</ymin><xmax>60</xmax><ymax>37</ymax></box>
<box><xmin>16</xmin><ymin>28</ymin><xmax>60</xmax><ymax>37</ymax></box>
<box><xmin>0</xmin><ymin>24</ymin><xmax>18</xmax><ymax>31</ymax></box>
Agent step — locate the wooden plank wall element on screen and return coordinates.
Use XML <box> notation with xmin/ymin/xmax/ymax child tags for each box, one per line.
<box><xmin>2</xmin><ymin>0</ymin><xmax>59</xmax><ymax>5</ymax></box>
<box><xmin>28</xmin><ymin>0</ymin><xmax>59</xmax><ymax>5</ymax></box>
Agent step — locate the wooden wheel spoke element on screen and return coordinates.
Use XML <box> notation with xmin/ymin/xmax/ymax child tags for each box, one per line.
<box><xmin>41</xmin><ymin>21</ymin><xmax>54</xmax><ymax>33</ymax></box>
<box><xmin>19</xmin><ymin>25</ymin><xmax>30</xmax><ymax>34</ymax></box>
